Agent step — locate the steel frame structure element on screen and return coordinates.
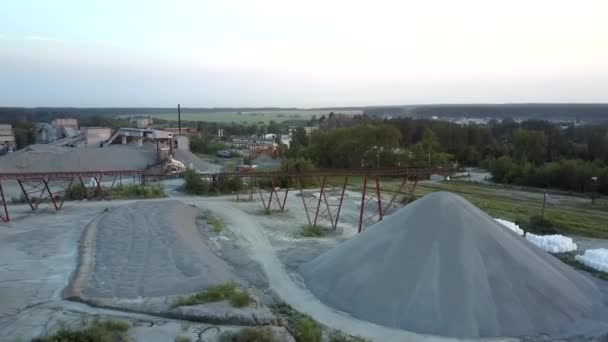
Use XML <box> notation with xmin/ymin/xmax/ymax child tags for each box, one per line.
<box><xmin>0</xmin><ymin>170</ymin><xmax>153</xmax><ymax>222</ymax></box>
<box><xmin>1</xmin><ymin>168</ymin><xmax>450</xmax><ymax>230</ymax></box>
<box><xmin>199</xmin><ymin>167</ymin><xmax>449</xmax><ymax>232</ymax></box>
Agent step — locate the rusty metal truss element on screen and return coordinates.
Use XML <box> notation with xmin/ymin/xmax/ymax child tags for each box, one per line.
<box><xmin>0</xmin><ymin>167</ymin><xmax>450</xmax><ymax>229</ymax></box>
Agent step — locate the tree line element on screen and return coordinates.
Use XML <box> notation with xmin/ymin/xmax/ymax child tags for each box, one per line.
<box><xmin>286</xmin><ymin>116</ymin><xmax>608</xmax><ymax>195</ymax></box>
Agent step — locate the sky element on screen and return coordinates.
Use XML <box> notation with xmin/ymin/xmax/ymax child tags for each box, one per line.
<box><xmin>0</xmin><ymin>0</ymin><xmax>607</xmax><ymax>107</ymax></box>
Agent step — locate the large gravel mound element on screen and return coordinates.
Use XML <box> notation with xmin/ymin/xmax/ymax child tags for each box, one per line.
<box><xmin>83</xmin><ymin>200</ymin><xmax>238</xmax><ymax>298</ymax></box>
<box><xmin>0</xmin><ymin>144</ymin><xmax>157</xmax><ymax>172</ymax></box>
<box><xmin>301</xmin><ymin>191</ymin><xmax>605</xmax><ymax>338</ymax></box>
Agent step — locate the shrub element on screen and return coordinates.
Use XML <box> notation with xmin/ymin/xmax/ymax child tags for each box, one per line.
<box><xmin>301</xmin><ymin>225</ymin><xmax>331</xmax><ymax>237</ymax></box>
<box><xmin>66</xmin><ymin>183</ymin><xmax>86</xmax><ymax>200</ymax></box>
<box><xmin>174</xmin><ymin>336</ymin><xmax>192</xmax><ymax>342</ymax></box>
<box><xmin>270</xmin><ymin>303</ymin><xmax>322</xmax><ymax>342</ymax></box>
<box><xmin>328</xmin><ymin>330</ymin><xmax>371</xmax><ymax>342</ymax></box>
<box><xmin>219</xmin><ymin>327</ymin><xmax>278</xmax><ymax>342</ymax></box>
<box><xmin>170</xmin><ymin>282</ymin><xmax>251</xmax><ymax>309</ymax></box>
<box><xmin>230</xmin><ymin>290</ymin><xmax>252</xmax><ymax>307</ymax></box>
<box><xmin>527</xmin><ymin>215</ymin><xmax>558</xmax><ymax>234</ymax></box>
<box><xmin>293</xmin><ymin>317</ymin><xmax>322</xmax><ymax>342</ymax></box>
<box><xmin>205</xmin><ymin>211</ymin><xmax>224</xmax><ymax>233</ymax></box>
<box><xmin>33</xmin><ymin>319</ymin><xmax>130</xmax><ymax>342</ymax></box>
<box><xmin>109</xmin><ymin>184</ymin><xmax>166</xmax><ymax>199</ymax></box>
<box><xmin>184</xmin><ymin>169</ymin><xmax>209</xmax><ymax>195</ymax></box>
<box><xmin>184</xmin><ymin>169</ymin><xmax>242</xmax><ymax>195</ymax></box>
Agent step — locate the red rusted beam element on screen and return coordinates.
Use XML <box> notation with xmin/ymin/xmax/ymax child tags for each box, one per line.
<box><xmin>358</xmin><ymin>175</ymin><xmax>368</xmax><ymax>233</ymax></box>
<box><xmin>298</xmin><ymin>177</ymin><xmax>313</xmax><ymax>227</ymax></box>
<box><xmin>0</xmin><ymin>180</ymin><xmax>8</xmax><ymax>222</ymax></box>
<box><xmin>375</xmin><ymin>176</ymin><xmax>383</xmax><ymax>221</ymax></box>
<box><xmin>332</xmin><ymin>176</ymin><xmax>348</xmax><ymax>230</ymax></box>
<box><xmin>313</xmin><ymin>176</ymin><xmax>327</xmax><ymax>226</ymax></box>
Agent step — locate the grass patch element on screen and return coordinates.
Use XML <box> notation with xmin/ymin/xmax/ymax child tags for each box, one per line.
<box><xmin>109</xmin><ymin>184</ymin><xmax>166</xmax><ymax>199</ymax></box>
<box><xmin>198</xmin><ymin>210</ymin><xmax>224</xmax><ymax>233</ymax></box>
<box><xmin>170</xmin><ymin>282</ymin><xmax>251</xmax><ymax>309</ymax></box>
<box><xmin>328</xmin><ymin>330</ymin><xmax>372</xmax><ymax>342</ymax></box>
<box><xmin>207</xmin><ymin>212</ymin><xmax>224</xmax><ymax>233</ymax></box>
<box><xmin>270</xmin><ymin>303</ymin><xmax>321</xmax><ymax>342</ymax></box>
<box><xmin>362</xmin><ymin>179</ymin><xmax>608</xmax><ymax>238</ymax></box>
<box><xmin>174</xmin><ymin>336</ymin><xmax>192</xmax><ymax>342</ymax></box>
<box><xmin>33</xmin><ymin>319</ymin><xmax>130</xmax><ymax>342</ymax></box>
<box><xmin>553</xmin><ymin>251</ymin><xmax>608</xmax><ymax>281</ymax></box>
<box><xmin>271</xmin><ymin>303</ymin><xmax>367</xmax><ymax>342</ymax></box>
<box><xmin>301</xmin><ymin>225</ymin><xmax>332</xmax><ymax>237</ymax></box>
<box><xmin>219</xmin><ymin>327</ymin><xmax>278</xmax><ymax>342</ymax></box>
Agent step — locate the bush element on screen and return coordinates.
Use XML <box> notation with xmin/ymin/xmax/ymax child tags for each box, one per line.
<box><xmin>205</xmin><ymin>211</ymin><xmax>225</xmax><ymax>233</ymax></box>
<box><xmin>109</xmin><ymin>184</ymin><xmax>166</xmax><ymax>199</ymax></box>
<box><xmin>170</xmin><ymin>282</ymin><xmax>251</xmax><ymax>309</ymax></box>
<box><xmin>527</xmin><ymin>215</ymin><xmax>558</xmax><ymax>234</ymax></box>
<box><xmin>301</xmin><ymin>225</ymin><xmax>331</xmax><ymax>237</ymax></box>
<box><xmin>174</xmin><ymin>336</ymin><xmax>192</xmax><ymax>342</ymax></box>
<box><xmin>33</xmin><ymin>319</ymin><xmax>130</xmax><ymax>342</ymax></box>
<box><xmin>293</xmin><ymin>317</ymin><xmax>322</xmax><ymax>342</ymax></box>
<box><xmin>184</xmin><ymin>169</ymin><xmax>209</xmax><ymax>195</ymax></box>
<box><xmin>270</xmin><ymin>303</ymin><xmax>322</xmax><ymax>342</ymax></box>
<box><xmin>328</xmin><ymin>330</ymin><xmax>371</xmax><ymax>342</ymax></box>
<box><xmin>184</xmin><ymin>169</ymin><xmax>242</xmax><ymax>195</ymax></box>
<box><xmin>219</xmin><ymin>327</ymin><xmax>278</xmax><ymax>342</ymax></box>
<box><xmin>66</xmin><ymin>183</ymin><xmax>86</xmax><ymax>200</ymax></box>
<box><xmin>230</xmin><ymin>290</ymin><xmax>252</xmax><ymax>307</ymax></box>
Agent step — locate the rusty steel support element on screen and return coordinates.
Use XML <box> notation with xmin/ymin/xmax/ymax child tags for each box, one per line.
<box><xmin>358</xmin><ymin>175</ymin><xmax>368</xmax><ymax>233</ymax></box>
<box><xmin>43</xmin><ymin>177</ymin><xmax>74</xmax><ymax>211</ymax></box>
<box><xmin>298</xmin><ymin>176</ymin><xmax>347</xmax><ymax>230</ymax></box>
<box><xmin>333</xmin><ymin>176</ymin><xmax>348</xmax><ymax>228</ymax></box>
<box><xmin>298</xmin><ymin>176</ymin><xmax>313</xmax><ymax>227</ymax></box>
<box><xmin>375</xmin><ymin>176</ymin><xmax>383</xmax><ymax>220</ymax></box>
<box><xmin>18</xmin><ymin>178</ymin><xmax>49</xmax><ymax>210</ymax></box>
<box><xmin>313</xmin><ymin>176</ymin><xmax>327</xmax><ymax>226</ymax></box>
<box><xmin>0</xmin><ymin>180</ymin><xmax>8</xmax><ymax>222</ymax></box>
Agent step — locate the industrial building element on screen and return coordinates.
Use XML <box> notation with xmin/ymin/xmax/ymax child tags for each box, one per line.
<box><xmin>0</xmin><ymin>124</ymin><xmax>16</xmax><ymax>154</ymax></box>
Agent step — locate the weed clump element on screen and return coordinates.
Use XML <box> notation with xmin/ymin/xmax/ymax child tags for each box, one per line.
<box><xmin>33</xmin><ymin>319</ymin><xmax>130</xmax><ymax>342</ymax></box>
<box><xmin>301</xmin><ymin>225</ymin><xmax>332</xmax><ymax>237</ymax></box>
<box><xmin>219</xmin><ymin>327</ymin><xmax>278</xmax><ymax>342</ymax></box>
<box><xmin>170</xmin><ymin>282</ymin><xmax>251</xmax><ymax>309</ymax></box>
<box><xmin>109</xmin><ymin>184</ymin><xmax>166</xmax><ymax>199</ymax></box>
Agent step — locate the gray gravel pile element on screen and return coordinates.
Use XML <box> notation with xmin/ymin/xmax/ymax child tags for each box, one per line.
<box><xmin>0</xmin><ymin>144</ymin><xmax>157</xmax><ymax>172</ymax></box>
<box><xmin>84</xmin><ymin>200</ymin><xmax>238</xmax><ymax>298</ymax></box>
<box><xmin>301</xmin><ymin>191</ymin><xmax>606</xmax><ymax>338</ymax></box>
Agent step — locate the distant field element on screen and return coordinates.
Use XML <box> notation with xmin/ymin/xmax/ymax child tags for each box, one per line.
<box><xmin>146</xmin><ymin>109</ymin><xmax>362</xmax><ymax>124</ymax></box>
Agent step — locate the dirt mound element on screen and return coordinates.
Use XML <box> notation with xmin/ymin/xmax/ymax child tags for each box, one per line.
<box><xmin>301</xmin><ymin>192</ymin><xmax>605</xmax><ymax>338</ymax></box>
<box><xmin>74</xmin><ymin>200</ymin><xmax>238</xmax><ymax>299</ymax></box>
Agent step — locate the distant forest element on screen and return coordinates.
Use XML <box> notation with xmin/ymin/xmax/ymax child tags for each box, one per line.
<box><xmin>364</xmin><ymin>104</ymin><xmax>608</xmax><ymax>122</ymax></box>
<box><xmin>2</xmin><ymin>103</ymin><xmax>608</xmax><ymax>124</ymax></box>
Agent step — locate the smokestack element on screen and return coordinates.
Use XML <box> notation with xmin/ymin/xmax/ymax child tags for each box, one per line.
<box><xmin>178</xmin><ymin>104</ymin><xmax>181</xmax><ymax>134</ymax></box>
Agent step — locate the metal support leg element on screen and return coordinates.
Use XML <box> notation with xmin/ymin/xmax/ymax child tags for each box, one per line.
<box><xmin>313</xmin><ymin>176</ymin><xmax>327</xmax><ymax>226</ymax></box>
<box><xmin>0</xmin><ymin>180</ymin><xmax>9</xmax><ymax>222</ymax></box>
<box><xmin>375</xmin><ymin>176</ymin><xmax>383</xmax><ymax>220</ymax></box>
<box><xmin>358</xmin><ymin>175</ymin><xmax>368</xmax><ymax>233</ymax></box>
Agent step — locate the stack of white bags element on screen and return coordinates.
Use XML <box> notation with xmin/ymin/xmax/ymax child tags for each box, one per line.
<box><xmin>575</xmin><ymin>249</ymin><xmax>608</xmax><ymax>272</ymax></box>
<box><xmin>525</xmin><ymin>233</ymin><xmax>578</xmax><ymax>253</ymax></box>
<box><xmin>494</xmin><ymin>218</ymin><xmax>524</xmax><ymax>235</ymax></box>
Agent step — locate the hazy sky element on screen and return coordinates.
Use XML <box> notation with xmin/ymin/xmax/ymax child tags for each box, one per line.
<box><xmin>1</xmin><ymin>0</ymin><xmax>607</xmax><ymax>107</ymax></box>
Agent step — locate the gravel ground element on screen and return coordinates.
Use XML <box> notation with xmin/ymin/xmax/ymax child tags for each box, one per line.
<box><xmin>81</xmin><ymin>200</ymin><xmax>239</xmax><ymax>299</ymax></box>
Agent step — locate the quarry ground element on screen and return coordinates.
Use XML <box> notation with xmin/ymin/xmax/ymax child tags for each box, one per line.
<box><xmin>1</xmin><ymin>175</ymin><xmax>608</xmax><ymax>341</ymax></box>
